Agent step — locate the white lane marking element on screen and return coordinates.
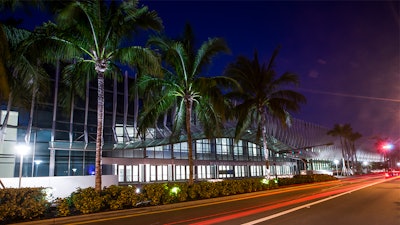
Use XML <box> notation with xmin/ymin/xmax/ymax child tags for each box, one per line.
<box><xmin>241</xmin><ymin>178</ymin><xmax>389</xmax><ymax>225</ymax></box>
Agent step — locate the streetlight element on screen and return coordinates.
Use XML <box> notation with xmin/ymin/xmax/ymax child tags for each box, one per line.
<box><xmin>16</xmin><ymin>144</ymin><xmax>30</xmax><ymax>188</ymax></box>
<box><xmin>363</xmin><ymin>161</ymin><xmax>369</xmax><ymax>174</ymax></box>
<box><xmin>381</xmin><ymin>142</ymin><xmax>393</xmax><ymax>170</ymax></box>
<box><xmin>72</xmin><ymin>168</ymin><xmax>77</xmax><ymax>176</ymax></box>
<box><xmin>382</xmin><ymin>143</ymin><xmax>394</xmax><ymax>150</ymax></box>
<box><xmin>333</xmin><ymin>159</ymin><xmax>339</xmax><ymax>176</ymax></box>
<box><xmin>34</xmin><ymin>160</ymin><xmax>42</xmax><ymax>177</ymax></box>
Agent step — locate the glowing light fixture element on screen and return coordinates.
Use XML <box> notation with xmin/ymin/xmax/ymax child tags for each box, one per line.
<box><xmin>261</xmin><ymin>178</ymin><xmax>269</xmax><ymax>185</ymax></box>
<box><xmin>382</xmin><ymin>143</ymin><xmax>394</xmax><ymax>150</ymax></box>
<box><xmin>333</xmin><ymin>159</ymin><xmax>339</xmax><ymax>176</ymax></box>
<box><xmin>16</xmin><ymin>144</ymin><xmax>30</xmax><ymax>188</ymax></box>
<box><xmin>170</xmin><ymin>186</ymin><xmax>180</xmax><ymax>195</ymax></box>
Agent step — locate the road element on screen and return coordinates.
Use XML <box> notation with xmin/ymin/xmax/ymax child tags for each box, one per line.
<box><xmin>22</xmin><ymin>174</ymin><xmax>399</xmax><ymax>225</ymax></box>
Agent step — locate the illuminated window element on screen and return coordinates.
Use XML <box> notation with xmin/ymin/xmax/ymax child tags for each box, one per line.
<box><xmin>233</xmin><ymin>140</ymin><xmax>243</xmax><ymax>155</ymax></box>
<box><xmin>150</xmin><ymin>165</ymin><xmax>156</xmax><ymax>181</ymax></box>
<box><xmin>174</xmin><ymin>142</ymin><xmax>188</xmax><ymax>153</ymax></box>
<box><xmin>250</xmin><ymin>165</ymin><xmax>262</xmax><ymax>176</ymax></box>
<box><xmin>157</xmin><ymin>165</ymin><xmax>168</xmax><ymax>181</ymax></box>
<box><xmin>132</xmin><ymin>165</ymin><xmax>139</xmax><ymax>182</ymax></box>
<box><xmin>216</xmin><ymin>138</ymin><xmax>230</xmax><ymax>155</ymax></box>
<box><xmin>118</xmin><ymin>165</ymin><xmax>125</xmax><ymax>182</ymax></box>
<box><xmin>248</xmin><ymin>142</ymin><xmax>258</xmax><ymax>156</ymax></box>
<box><xmin>126</xmin><ymin>165</ymin><xmax>132</xmax><ymax>182</ymax></box>
<box><xmin>196</xmin><ymin>139</ymin><xmax>211</xmax><ymax>153</ymax></box>
<box><xmin>198</xmin><ymin>165</ymin><xmax>213</xmax><ymax>179</ymax></box>
<box><xmin>218</xmin><ymin>165</ymin><xmax>234</xmax><ymax>178</ymax></box>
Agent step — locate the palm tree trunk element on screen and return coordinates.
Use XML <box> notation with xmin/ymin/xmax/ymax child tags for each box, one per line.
<box><xmin>0</xmin><ymin>92</ymin><xmax>13</xmax><ymax>144</ymax></box>
<box><xmin>261</xmin><ymin>114</ymin><xmax>270</xmax><ymax>179</ymax></box>
<box><xmin>25</xmin><ymin>87</ymin><xmax>36</xmax><ymax>145</ymax></box>
<box><xmin>84</xmin><ymin>76</ymin><xmax>89</xmax><ymax>145</ymax></box>
<box><xmin>123</xmin><ymin>71</ymin><xmax>129</xmax><ymax>142</ymax></box>
<box><xmin>185</xmin><ymin>98</ymin><xmax>194</xmax><ymax>185</ymax></box>
<box><xmin>339</xmin><ymin>136</ymin><xmax>346</xmax><ymax>175</ymax></box>
<box><xmin>133</xmin><ymin>72</ymin><xmax>139</xmax><ymax>134</ymax></box>
<box><xmin>344</xmin><ymin>139</ymin><xmax>351</xmax><ymax>175</ymax></box>
<box><xmin>112</xmin><ymin>74</ymin><xmax>118</xmax><ymax>143</ymax></box>
<box><xmin>69</xmin><ymin>94</ymin><xmax>75</xmax><ymax>147</ymax></box>
<box><xmin>95</xmin><ymin>73</ymin><xmax>105</xmax><ymax>191</ymax></box>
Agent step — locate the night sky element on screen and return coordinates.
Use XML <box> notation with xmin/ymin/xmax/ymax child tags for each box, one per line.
<box><xmin>144</xmin><ymin>0</ymin><xmax>400</xmax><ymax>143</ymax></box>
<box><xmin>2</xmin><ymin>1</ymin><xmax>400</xmax><ymax>144</ymax></box>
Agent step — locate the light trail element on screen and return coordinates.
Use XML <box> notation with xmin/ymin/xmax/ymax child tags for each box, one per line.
<box><xmin>240</xmin><ymin>178</ymin><xmax>390</xmax><ymax>225</ymax></box>
<box><xmin>188</xmin><ymin>177</ymin><xmax>390</xmax><ymax>225</ymax></box>
<box><xmin>296</xmin><ymin>88</ymin><xmax>400</xmax><ymax>103</ymax></box>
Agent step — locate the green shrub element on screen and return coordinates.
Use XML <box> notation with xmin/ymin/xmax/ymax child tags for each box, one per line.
<box><xmin>172</xmin><ymin>183</ymin><xmax>189</xmax><ymax>203</ymax></box>
<box><xmin>71</xmin><ymin>187</ymin><xmax>103</xmax><ymax>214</ymax></box>
<box><xmin>55</xmin><ymin>197</ymin><xmax>72</xmax><ymax>217</ymax></box>
<box><xmin>0</xmin><ymin>188</ymin><xmax>48</xmax><ymax>223</ymax></box>
<box><xmin>141</xmin><ymin>183</ymin><xmax>168</xmax><ymax>205</ymax></box>
<box><xmin>41</xmin><ymin>174</ymin><xmax>339</xmax><ymax>220</ymax></box>
<box><xmin>103</xmin><ymin>185</ymin><xmax>124</xmax><ymax>210</ymax></box>
<box><xmin>187</xmin><ymin>183</ymin><xmax>201</xmax><ymax>200</ymax></box>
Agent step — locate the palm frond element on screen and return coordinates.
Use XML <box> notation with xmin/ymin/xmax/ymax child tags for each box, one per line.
<box><xmin>116</xmin><ymin>46</ymin><xmax>161</xmax><ymax>76</ymax></box>
<box><xmin>193</xmin><ymin>37</ymin><xmax>230</xmax><ymax>77</ymax></box>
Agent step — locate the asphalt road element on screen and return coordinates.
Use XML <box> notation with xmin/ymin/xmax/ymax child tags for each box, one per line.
<box><xmin>19</xmin><ymin>174</ymin><xmax>399</xmax><ymax>225</ymax></box>
<box><xmin>232</xmin><ymin>176</ymin><xmax>400</xmax><ymax>225</ymax></box>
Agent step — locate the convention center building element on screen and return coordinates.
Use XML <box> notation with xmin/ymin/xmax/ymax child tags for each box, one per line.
<box><xmin>0</xmin><ymin>70</ymin><xmax>381</xmax><ymax>185</ymax></box>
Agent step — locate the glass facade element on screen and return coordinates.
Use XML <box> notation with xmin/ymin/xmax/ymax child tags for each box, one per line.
<box><xmin>0</xmin><ymin>69</ymin><xmax>382</xmax><ymax>185</ymax></box>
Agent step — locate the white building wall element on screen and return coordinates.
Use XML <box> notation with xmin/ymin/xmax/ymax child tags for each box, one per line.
<box><xmin>0</xmin><ymin>175</ymin><xmax>118</xmax><ymax>199</ymax></box>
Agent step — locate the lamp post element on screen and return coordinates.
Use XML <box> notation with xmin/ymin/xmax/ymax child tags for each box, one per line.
<box><xmin>16</xmin><ymin>144</ymin><xmax>30</xmax><ymax>188</ymax></box>
<box><xmin>334</xmin><ymin>159</ymin><xmax>339</xmax><ymax>176</ymax></box>
<box><xmin>34</xmin><ymin>160</ymin><xmax>42</xmax><ymax>177</ymax></box>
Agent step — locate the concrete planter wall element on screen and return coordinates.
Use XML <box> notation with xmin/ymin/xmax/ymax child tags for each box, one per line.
<box><xmin>0</xmin><ymin>175</ymin><xmax>118</xmax><ymax>199</ymax></box>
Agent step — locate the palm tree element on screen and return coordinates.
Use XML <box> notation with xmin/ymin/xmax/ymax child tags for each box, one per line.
<box><xmin>30</xmin><ymin>0</ymin><xmax>163</xmax><ymax>191</ymax></box>
<box><xmin>11</xmin><ymin>38</ymin><xmax>50</xmax><ymax>146</ymax></box>
<box><xmin>348</xmin><ymin>131</ymin><xmax>362</xmax><ymax>171</ymax></box>
<box><xmin>0</xmin><ymin>22</ymin><xmax>33</xmax><ymax>145</ymax></box>
<box><xmin>327</xmin><ymin>123</ymin><xmax>361</xmax><ymax>175</ymax></box>
<box><xmin>138</xmin><ymin>24</ymin><xmax>232</xmax><ymax>185</ymax></box>
<box><xmin>223</xmin><ymin>47</ymin><xmax>306</xmax><ymax>179</ymax></box>
<box><xmin>0</xmin><ymin>24</ymin><xmax>10</xmax><ymax>99</ymax></box>
<box><xmin>0</xmin><ymin>0</ymin><xmax>43</xmax><ymax>99</ymax></box>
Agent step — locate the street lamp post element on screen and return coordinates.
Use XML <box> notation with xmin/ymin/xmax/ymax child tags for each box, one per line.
<box><xmin>16</xmin><ymin>144</ymin><xmax>30</xmax><ymax>188</ymax></box>
<box><xmin>334</xmin><ymin>159</ymin><xmax>339</xmax><ymax>176</ymax></box>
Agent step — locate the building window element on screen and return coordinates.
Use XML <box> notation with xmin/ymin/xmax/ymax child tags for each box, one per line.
<box><xmin>250</xmin><ymin>165</ymin><xmax>262</xmax><ymax>176</ymax></box>
<box><xmin>218</xmin><ymin>165</ymin><xmax>234</xmax><ymax>178</ymax></box>
<box><xmin>125</xmin><ymin>165</ymin><xmax>132</xmax><ymax>182</ymax></box>
<box><xmin>198</xmin><ymin>165</ymin><xmax>214</xmax><ymax>179</ymax></box>
<box><xmin>196</xmin><ymin>139</ymin><xmax>211</xmax><ymax>154</ymax></box>
<box><xmin>132</xmin><ymin>165</ymin><xmax>139</xmax><ymax>182</ymax></box>
<box><xmin>157</xmin><ymin>165</ymin><xmax>168</xmax><ymax>181</ymax></box>
<box><xmin>150</xmin><ymin>165</ymin><xmax>156</xmax><ymax>181</ymax></box>
<box><xmin>248</xmin><ymin>142</ymin><xmax>258</xmax><ymax>156</ymax></box>
<box><xmin>233</xmin><ymin>140</ymin><xmax>243</xmax><ymax>156</ymax></box>
<box><xmin>216</xmin><ymin>138</ymin><xmax>230</xmax><ymax>155</ymax></box>
<box><xmin>118</xmin><ymin>165</ymin><xmax>125</xmax><ymax>182</ymax></box>
<box><xmin>176</xmin><ymin>165</ymin><xmax>189</xmax><ymax>180</ymax></box>
<box><xmin>235</xmin><ymin>166</ymin><xmax>246</xmax><ymax>177</ymax></box>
